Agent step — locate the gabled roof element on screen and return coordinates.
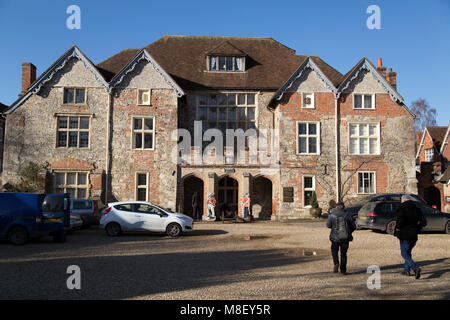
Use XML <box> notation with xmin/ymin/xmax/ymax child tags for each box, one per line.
<box><xmin>338</xmin><ymin>57</ymin><xmax>404</xmax><ymax>103</ymax></box>
<box><xmin>5</xmin><ymin>45</ymin><xmax>109</xmax><ymax>115</ymax></box>
<box><xmin>440</xmin><ymin>125</ymin><xmax>450</xmax><ymax>154</ymax></box>
<box><xmin>416</xmin><ymin>126</ymin><xmax>449</xmax><ymax>159</ymax></box>
<box><xmin>97</xmin><ymin>35</ymin><xmax>343</xmax><ymax>91</ymax></box>
<box><xmin>274</xmin><ymin>56</ymin><xmax>339</xmax><ymax>101</ymax></box>
<box><xmin>108</xmin><ymin>48</ymin><xmax>185</xmax><ymax>97</ymax></box>
<box><xmin>206</xmin><ymin>41</ymin><xmax>247</xmax><ymax>56</ymax></box>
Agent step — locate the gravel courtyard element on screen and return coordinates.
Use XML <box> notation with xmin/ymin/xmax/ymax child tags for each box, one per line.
<box><xmin>0</xmin><ymin>220</ymin><xmax>449</xmax><ymax>300</ymax></box>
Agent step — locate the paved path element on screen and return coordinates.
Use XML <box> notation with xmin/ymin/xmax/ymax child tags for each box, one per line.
<box><xmin>0</xmin><ymin>220</ymin><xmax>448</xmax><ymax>299</ymax></box>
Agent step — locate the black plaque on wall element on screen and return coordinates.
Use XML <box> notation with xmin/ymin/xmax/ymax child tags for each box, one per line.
<box><xmin>283</xmin><ymin>187</ymin><xmax>294</xmax><ymax>202</ymax></box>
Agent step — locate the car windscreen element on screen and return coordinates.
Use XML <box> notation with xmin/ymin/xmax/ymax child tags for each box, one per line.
<box><xmin>352</xmin><ymin>195</ymin><xmax>375</xmax><ymax>207</ymax></box>
<box><xmin>73</xmin><ymin>200</ymin><xmax>92</xmax><ymax>210</ymax></box>
<box><xmin>42</xmin><ymin>195</ymin><xmax>65</xmax><ymax>212</ymax></box>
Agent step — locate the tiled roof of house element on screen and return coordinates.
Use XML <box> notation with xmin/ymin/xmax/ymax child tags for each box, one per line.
<box><xmin>97</xmin><ymin>35</ymin><xmax>344</xmax><ymax>91</ymax></box>
<box><xmin>426</xmin><ymin>126</ymin><xmax>448</xmax><ymax>151</ymax></box>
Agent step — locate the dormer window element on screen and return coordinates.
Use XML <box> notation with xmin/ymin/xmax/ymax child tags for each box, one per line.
<box><xmin>208</xmin><ymin>56</ymin><xmax>245</xmax><ymax>72</ymax></box>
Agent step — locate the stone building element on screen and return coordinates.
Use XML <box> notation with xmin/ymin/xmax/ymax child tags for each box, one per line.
<box><xmin>1</xmin><ymin>36</ymin><xmax>417</xmax><ymax>220</ymax></box>
<box><xmin>0</xmin><ymin>102</ymin><xmax>7</xmax><ymax>183</ymax></box>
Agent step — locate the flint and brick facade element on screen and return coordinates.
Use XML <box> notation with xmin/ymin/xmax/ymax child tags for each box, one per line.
<box><xmin>1</xmin><ymin>36</ymin><xmax>417</xmax><ymax>220</ymax></box>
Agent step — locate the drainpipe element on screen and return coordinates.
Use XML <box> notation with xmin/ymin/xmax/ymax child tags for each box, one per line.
<box><xmin>335</xmin><ymin>97</ymin><xmax>341</xmax><ymax>202</ymax></box>
<box><xmin>105</xmin><ymin>92</ymin><xmax>112</xmax><ymax>205</ymax></box>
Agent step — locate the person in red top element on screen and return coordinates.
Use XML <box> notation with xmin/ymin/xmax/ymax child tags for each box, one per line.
<box><xmin>241</xmin><ymin>193</ymin><xmax>250</xmax><ymax>220</ymax></box>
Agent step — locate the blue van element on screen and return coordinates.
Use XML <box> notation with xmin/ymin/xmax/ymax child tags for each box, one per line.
<box><xmin>0</xmin><ymin>192</ymin><xmax>70</xmax><ymax>245</ymax></box>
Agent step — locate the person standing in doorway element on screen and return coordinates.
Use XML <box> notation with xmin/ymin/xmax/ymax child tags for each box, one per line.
<box><xmin>326</xmin><ymin>202</ymin><xmax>356</xmax><ymax>275</ymax></box>
<box><xmin>206</xmin><ymin>193</ymin><xmax>216</xmax><ymax>220</ymax></box>
<box><xmin>241</xmin><ymin>193</ymin><xmax>250</xmax><ymax>220</ymax></box>
<box><xmin>394</xmin><ymin>194</ymin><xmax>427</xmax><ymax>279</ymax></box>
<box><xmin>192</xmin><ymin>192</ymin><xmax>199</xmax><ymax>221</ymax></box>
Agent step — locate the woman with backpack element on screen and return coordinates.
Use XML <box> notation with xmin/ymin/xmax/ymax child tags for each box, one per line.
<box><xmin>326</xmin><ymin>202</ymin><xmax>357</xmax><ymax>275</ymax></box>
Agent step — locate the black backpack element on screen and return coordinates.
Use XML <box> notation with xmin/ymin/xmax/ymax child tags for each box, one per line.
<box><xmin>336</xmin><ymin>215</ymin><xmax>349</xmax><ymax>241</ymax></box>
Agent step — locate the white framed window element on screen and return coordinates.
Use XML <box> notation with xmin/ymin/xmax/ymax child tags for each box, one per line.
<box><xmin>425</xmin><ymin>148</ymin><xmax>434</xmax><ymax>162</ymax></box>
<box><xmin>132</xmin><ymin>117</ymin><xmax>155</xmax><ymax>150</ymax></box>
<box><xmin>357</xmin><ymin>172</ymin><xmax>376</xmax><ymax>194</ymax></box>
<box><xmin>63</xmin><ymin>88</ymin><xmax>86</xmax><ymax>105</ymax></box>
<box><xmin>303</xmin><ymin>175</ymin><xmax>315</xmax><ymax>207</ymax></box>
<box><xmin>302</xmin><ymin>92</ymin><xmax>314</xmax><ymax>109</ymax></box>
<box><xmin>349</xmin><ymin>123</ymin><xmax>380</xmax><ymax>155</ymax></box>
<box><xmin>55</xmin><ymin>171</ymin><xmax>89</xmax><ymax>199</ymax></box>
<box><xmin>353</xmin><ymin>94</ymin><xmax>375</xmax><ymax>109</ymax></box>
<box><xmin>56</xmin><ymin>116</ymin><xmax>90</xmax><ymax>148</ymax></box>
<box><xmin>138</xmin><ymin>89</ymin><xmax>151</xmax><ymax>105</ymax></box>
<box><xmin>208</xmin><ymin>56</ymin><xmax>245</xmax><ymax>72</ymax></box>
<box><xmin>297</xmin><ymin>121</ymin><xmax>320</xmax><ymax>155</ymax></box>
<box><xmin>135</xmin><ymin>172</ymin><xmax>149</xmax><ymax>201</ymax></box>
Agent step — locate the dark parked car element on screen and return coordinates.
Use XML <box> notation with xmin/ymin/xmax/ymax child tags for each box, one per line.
<box><xmin>357</xmin><ymin>200</ymin><xmax>450</xmax><ymax>234</ymax></box>
<box><xmin>70</xmin><ymin>199</ymin><xmax>101</xmax><ymax>227</ymax></box>
<box><xmin>345</xmin><ymin>193</ymin><xmax>425</xmax><ymax>223</ymax></box>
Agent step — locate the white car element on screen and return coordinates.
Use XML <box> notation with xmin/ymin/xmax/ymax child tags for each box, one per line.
<box><xmin>99</xmin><ymin>201</ymin><xmax>193</xmax><ymax>237</ymax></box>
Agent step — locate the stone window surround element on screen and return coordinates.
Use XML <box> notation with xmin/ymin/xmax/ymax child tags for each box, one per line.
<box><xmin>296</xmin><ymin>121</ymin><xmax>321</xmax><ymax>155</ymax></box>
<box><xmin>425</xmin><ymin>148</ymin><xmax>434</xmax><ymax>162</ymax></box>
<box><xmin>62</xmin><ymin>87</ymin><xmax>87</xmax><ymax>105</ymax></box>
<box><xmin>196</xmin><ymin>92</ymin><xmax>258</xmax><ymax>134</ymax></box>
<box><xmin>54</xmin><ymin>170</ymin><xmax>90</xmax><ymax>199</ymax></box>
<box><xmin>137</xmin><ymin>89</ymin><xmax>152</xmax><ymax>106</ymax></box>
<box><xmin>55</xmin><ymin>113</ymin><xmax>92</xmax><ymax>149</ymax></box>
<box><xmin>135</xmin><ymin>172</ymin><xmax>150</xmax><ymax>202</ymax></box>
<box><xmin>131</xmin><ymin>116</ymin><xmax>156</xmax><ymax>150</ymax></box>
<box><xmin>357</xmin><ymin>171</ymin><xmax>376</xmax><ymax>195</ymax></box>
<box><xmin>301</xmin><ymin>92</ymin><xmax>315</xmax><ymax>109</ymax></box>
<box><xmin>353</xmin><ymin>93</ymin><xmax>376</xmax><ymax>110</ymax></box>
<box><xmin>302</xmin><ymin>174</ymin><xmax>316</xmax><ymax>208</ymax></box>
<box><xmin>347</xmin><ymin>121</ymin><xmax>381</xmax><ymax>156</ymax></box>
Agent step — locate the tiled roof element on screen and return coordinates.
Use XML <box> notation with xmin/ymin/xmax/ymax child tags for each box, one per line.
<box><xmin>426</xmin><ymin>126</ymin><xmax>448</xmax><ymax>151</ymax></box>
<box><xmin>97</xmin><ymin>35</ymin><xmax>344</xmax><ymax>91</ymax></box>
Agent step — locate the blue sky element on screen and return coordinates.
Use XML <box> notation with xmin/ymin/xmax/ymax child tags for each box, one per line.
<box><xmin>0</xmin><ymin>0</ymin><xmax>449</xmax><ymax>125</ymax></box>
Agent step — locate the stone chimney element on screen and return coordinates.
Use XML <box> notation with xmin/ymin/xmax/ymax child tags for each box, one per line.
<box><xmin>21</xmin><ymin>62</ymin><xmax>36</xmax><ymax>96</ymax></box>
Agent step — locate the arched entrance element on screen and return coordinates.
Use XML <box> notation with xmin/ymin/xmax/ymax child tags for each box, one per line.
<box><xmin>183</xmin><ymin>176</ymin><xmax>204</xmax><ymax>219</ymax></box>
<box><xmin>218</xmin><ymin>176</ymin><xmax>239</xmax><ymax>219</ymax></box>
<box><xmin>423</xmin><ymin>186</ymin><xmax>441</xmax><ymax>209</ymax></box>
<box><xmin>251</xmin><ymin>176</ymin><xmax>272</xmax><ymax>220</ymax></box>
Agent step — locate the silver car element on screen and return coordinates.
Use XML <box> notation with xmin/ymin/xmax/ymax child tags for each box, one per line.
<box><xmin>99</xmin><ymin>201</ymin><xmax>193</xmax><ymax>237</ymax></box>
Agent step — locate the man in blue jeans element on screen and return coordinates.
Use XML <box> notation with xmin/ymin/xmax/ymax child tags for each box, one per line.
<box><xmin>394</xmin><ymin>195</ymin><xmax>427</xmax><ymax>279</ymax></box>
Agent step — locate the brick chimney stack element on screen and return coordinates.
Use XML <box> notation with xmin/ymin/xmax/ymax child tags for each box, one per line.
<box><xmin>377</xmin><ymin>58</ymin><xmax>397</xmax><ymax>90</ymax></box>
<box><xmin>21</xmin><ymin>62</ymin><xmax>36</xmax><ymax>96</ymax></box>
<box><xmin>377</xmin><ymin>57</ymin><xmax>386</xmax><ymax>78</ymax></box>
<box><xmin>387</xmin><ymin>67</ymin><xmax>397</xmax><ymax>90</ymax></box>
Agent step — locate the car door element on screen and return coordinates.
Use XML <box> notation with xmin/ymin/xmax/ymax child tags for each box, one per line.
<box><xmin>113</xmin><ymin>204</ymin><xmax>141</xmax><ymax>231</ymax></box>
<box><xmin>419</xmin><ymin>204</ymin><xmax>446</xmax><ymax>231</ymax></box>
<box><xmin>133</xmin><ymin>204</ymin><xmax>166</xmax><ymax>232</ymax></box>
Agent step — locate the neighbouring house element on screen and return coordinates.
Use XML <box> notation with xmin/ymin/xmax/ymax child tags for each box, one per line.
<box><xmin>416</xmin><ymin>125</ymin><xmax>450</xmax><ymax>211</ymax></box>
<box><xmin>0</xmin><ymin>102</ymin><xmax>7</xmax><ymax>185</ymax></box>
<box><xmin>1</xmin><ymin>36</ymin><xmax>417</xmax><ymax>220</ymax></box>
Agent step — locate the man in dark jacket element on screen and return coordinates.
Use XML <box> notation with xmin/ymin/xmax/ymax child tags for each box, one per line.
<box><xmin>326</xmin><ymin>202</ymin><xmax>356</xmax><ymax>275</ymax></box>
<box><xmin>395</xmin><ymin>195</ymin><xmax>427</xmax><ymax>279</ymax></box>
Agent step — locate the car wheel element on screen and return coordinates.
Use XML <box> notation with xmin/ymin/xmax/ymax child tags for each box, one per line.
<box><xmin>105</xmin><ymin>222</ymin><xmax>121</xmax><ymax>237</ymax></box>
<box><xmin>8</xmin><ymin>226</ymin><xmax>29</xmax><ymax>245</ymax></box>
<box><xmin>445</xmin><ymin>221</ymin><xmax>450</xmax><ymax>235</ymax></box>
<box><xmin>386</xmin><ymin>220</ymin><xmax>396</xmax><ymax>235</ymax></box>
<box><xmin>353</xmin><ymin>215</ymin><xmax>361</xmax><ymax>230</ymax></box>
<box><xmin>166</xmin><ymin>223</ymin><xmax>182</xmax><ymax>237</ymax></box>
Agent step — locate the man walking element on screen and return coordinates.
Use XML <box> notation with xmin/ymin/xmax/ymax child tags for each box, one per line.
<box><xmin>326</xmin><ymin>202</ymin><xmax>356</xmax><ymax>275</ymax></box>
<box><xmin>394</xmin><ymin>195</ymin><xmax>427</xmax><ymax>279</ymax></box>
<box><xmin>192</xmin><ymin>192</ymin><xmax>199</xmax><ymax>221</ymax></box>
